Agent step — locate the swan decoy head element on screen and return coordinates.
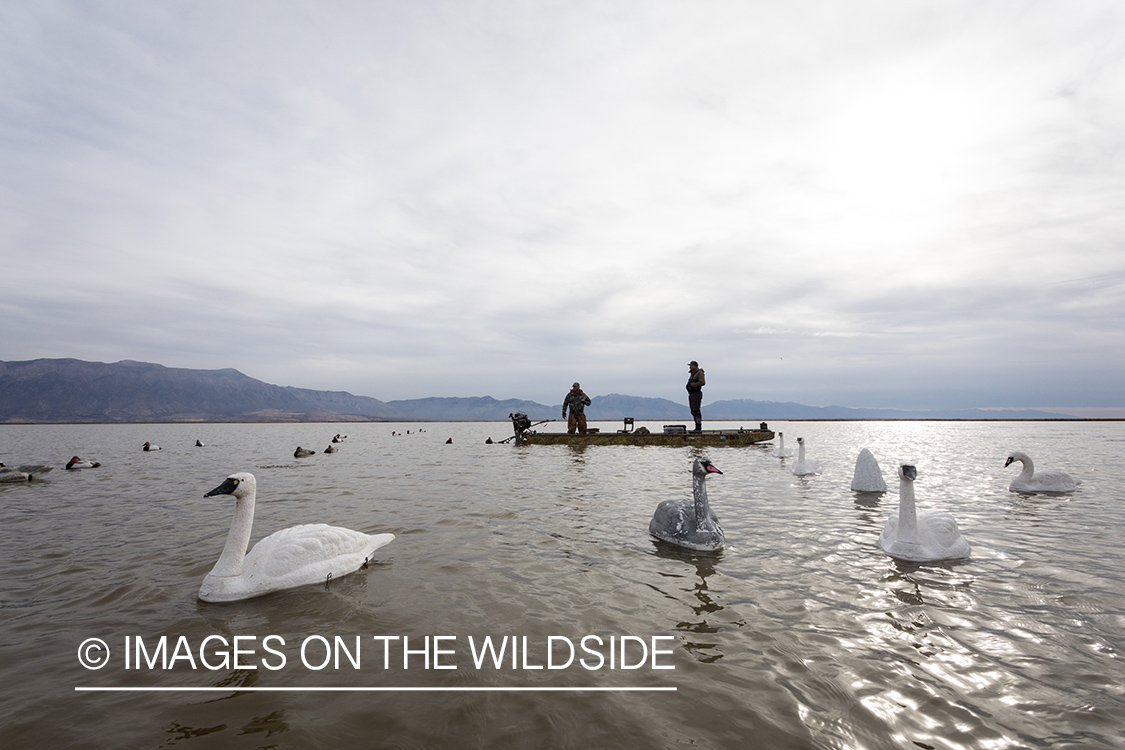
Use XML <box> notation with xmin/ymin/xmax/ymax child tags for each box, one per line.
<box><xmin>796</xmin><ymin>437</ymin><xmax>804</xmax><ymax>444</ymax></box>
<box><xmin>693</xmin><ymin>458</ymin><xmax>723</xmax><ymax>476</ymax></box>
<box><xmin>899</xmin><ymin>464</ymin><xmax>917</xmax><ymax>481</ymax></box>
<box><xmin>205</xmin><ymin>472</ymin><xmax>256</xmax><ymax>499</ymax></box>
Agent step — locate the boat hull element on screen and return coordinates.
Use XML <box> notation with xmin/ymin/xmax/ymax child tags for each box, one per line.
<box><xmin>519</xmin><ymin>429</ymin><xmax>774</xmax><ymax>447</ymax></box>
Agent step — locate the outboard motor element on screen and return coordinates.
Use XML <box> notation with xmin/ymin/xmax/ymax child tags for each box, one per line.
<box><xmin>509</xmin><ymin>412</ymin><xmax>532</xmax><ymax>442</ymax></box>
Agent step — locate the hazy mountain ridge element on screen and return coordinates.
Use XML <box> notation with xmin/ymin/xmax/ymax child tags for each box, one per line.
<box><xmin>386</xmin><ymin>396</ymin><xmax>557</xmax><ymax>421</ymax></box>
<box><xmin>570</xmin><ymin>395</ymin><xmax>1074</xmax><ymax>421</ymax></box>
<box><xmin>387</xmin><ymin>394</ymin><xmax>693</xmax><ymax>421</ymax></box>
<box><xmin>702</xmin><ymin>398</ymin><xmax>1075</xmax><ymax>421</ymax></box>
<box><xmin>0</xmin><ymin>358</ymin><xmax>401</xmax><ymax>422</ymax></box>
<box><xmin>0</xmin><ymin>359</ymin><xmax>1077</xmax><ymax>423</ymax></box>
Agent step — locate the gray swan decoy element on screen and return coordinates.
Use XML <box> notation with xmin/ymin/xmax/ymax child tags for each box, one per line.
<box><xmin>649</xmin><ymin>458</ymin><xmax>725</xmax><ymax>551</ymax></box>
<box><xmin>199</xmin><ymin>472</ymin><xmax>395</xmax><ymax>602</ymax></box>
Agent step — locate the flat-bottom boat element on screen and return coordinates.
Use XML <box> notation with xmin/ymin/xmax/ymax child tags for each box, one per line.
<box><xmin>508</xmin><ymin>414</ymin><xmax>774</xmax><ymax>447</ymax></box>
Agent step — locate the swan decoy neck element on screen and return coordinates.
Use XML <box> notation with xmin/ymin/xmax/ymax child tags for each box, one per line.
<box><xmin>692</xmin><ymin>459</ymin><xmax>722</xmax><ymax>527</ymax></box>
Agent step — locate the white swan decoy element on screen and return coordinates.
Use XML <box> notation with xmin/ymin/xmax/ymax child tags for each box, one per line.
<box><xmin>878</xmin><ymin>464</ymin><xmax>970</xmax><ymax>562</ymax></box>
<box><xmin>1005</xmin><ymin>451</ymin><xmax>1081</xmax><ymax>494</ymax></box>
<box><xmin>851</xmin><ymin>448</ymin><xmax>887</xmax><ymax>492</ymax></box>
<box><xmin>199</xmin><ymin>472</ymin><xmax>394</xmax><ymax>602</ymax></box>
<box><xmin>0</xmin><ymin>463</ymin><xmax>53</xmax><ymax>482</ymax></box>
<box><xmin>649</xmin><ymin>458</ymin><xmax>725</xmax><ymax>551</ymax></box>
<box><xmin>66</xmin><ymin>456</ymin><xmax>101</xmax><ymax>469</ymax></box>
<box><xmin>790</xmin><ymin>437</ymin><xmax>821</xmax><ymax>476</ymax></box>
<box><xmin>143</xmin><ymin>442</ymin><xmax>161</xmax><ymax>451</ymax></box>
<box><xmin>772</xmin><ymin>432</ymin><xmax>793</xmax><ymax>458</ymax></box>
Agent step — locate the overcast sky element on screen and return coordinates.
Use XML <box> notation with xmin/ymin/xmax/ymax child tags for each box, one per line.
<box><xmin>2</xmin><ymin>2</ymin><xmax>1123</xmax><ymax>416</ymax></box>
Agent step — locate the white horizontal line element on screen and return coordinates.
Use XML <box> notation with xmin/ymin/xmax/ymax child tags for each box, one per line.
<box><xmin>76</xmin><ymin>686</ymin><xmax>675</xmax><ymax>693</ymax></box>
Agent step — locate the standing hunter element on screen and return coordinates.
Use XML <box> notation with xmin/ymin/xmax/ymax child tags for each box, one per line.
<box><xmin>562</xmin><ymin>381</ymin><xmax>592</xmax><ymax>435</ymax></box>
<box><xmin>686</xmin><ymin>360</ymin><xmax>705</xmax><ymax>433</ymax></box>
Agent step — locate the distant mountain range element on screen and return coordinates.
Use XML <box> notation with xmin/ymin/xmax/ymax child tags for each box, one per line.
<box><xmin>0</xmin><ymin>358</ymin><xmax>1078</xmax><ymax>423</ymax></box>
<box><xmin>0</xmin><ymin>358</ymin><xmax>399</xmax><ymax>422</ymax></box>
<box><xmin>388</xmin><ymin>393</ymin><xmax>1076</xmax><ymax>421</ymax></box>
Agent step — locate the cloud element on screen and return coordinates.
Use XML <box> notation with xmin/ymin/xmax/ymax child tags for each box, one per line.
<box><xmin>2</xmin><ymin>1</ymin><xmax>1123</xmax><ymax>412</ymax></box>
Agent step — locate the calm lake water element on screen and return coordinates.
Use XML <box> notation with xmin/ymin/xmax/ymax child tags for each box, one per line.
<box><xmin>1</xmin><ymin>420</ymin><xmax>1123</xmax><ymax>749</ymax></box>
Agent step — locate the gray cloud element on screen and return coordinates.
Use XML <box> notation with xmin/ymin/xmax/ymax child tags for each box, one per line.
<box><xmin>2</xmin><ymin>1</ymin><xmax>1123</xmax><ymax>414</ymax></box>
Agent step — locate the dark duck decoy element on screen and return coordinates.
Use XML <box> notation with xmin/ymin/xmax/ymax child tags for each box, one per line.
<box><xmin>0</xmin><ymin>463</ymin><xmax>53</xmax><ymax>482</ymax></box>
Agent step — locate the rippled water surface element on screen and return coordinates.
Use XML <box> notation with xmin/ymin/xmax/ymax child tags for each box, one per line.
<box><xmin>1</xmin><ymin>420</ymin><xmax>1124</xmax><ymax>749</ymax></box>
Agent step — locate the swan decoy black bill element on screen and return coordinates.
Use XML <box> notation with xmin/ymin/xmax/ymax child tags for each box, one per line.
<box><xmin>205</xmin><ymin>476</ymin><xmax>240</xmax><ymax>497</ymax></box>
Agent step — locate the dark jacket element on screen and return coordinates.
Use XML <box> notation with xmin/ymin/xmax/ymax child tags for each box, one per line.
<box><xmin>686</xmin><ymin>369</ymin><xmax>706</xmax><ymax>393</ymax></box>
<box><xmin>562</xmin><ymin>390</ymin><xmax>591</xmax><ymax>416</ymax></box>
